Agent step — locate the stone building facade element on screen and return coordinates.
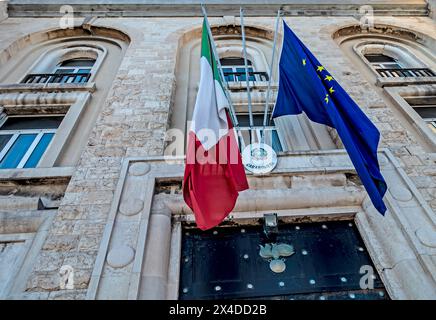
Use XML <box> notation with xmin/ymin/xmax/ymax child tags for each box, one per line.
<box><xmin>0</xmin><ymin>0</ymin><xmax>435</xmax><ymax>300</ymax></box>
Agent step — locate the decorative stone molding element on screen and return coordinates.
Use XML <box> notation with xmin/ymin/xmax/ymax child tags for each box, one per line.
<box><xmin>0</xmin><ymin>26</ymin><xmax>130</xmax><ymax>68</ymax></box>
<box><xmin>384</xmin><ymin>85</ymin><xmax>436</xmax><ymax>151</ymax></box>
<box><xmin>128</xmin><ymin>162</ymin><xmax>150</xmax><ymax>176</ymax></box>
<box><xmin>87</xmin><ymin>149</ymin><xmax>436</xmax><ymax>300</ymax></box>
<box><xmin>376</xmin><ymin>76</ymin><xmax>436</xmax><ymax>87</ymax></box>
<box><xmin>119</xmin><ymin>199</ymin><xmax>144</xmax><ymax>217</ymax></box>
<box><xmin>7</xmin><ymin>1</ymin><xmax>429</xmax><ymax>18</ymax></box>
<box><xmin>0</xmin><ymin>89</ymin><xmax>92</xmax><ymax>169</ymax></box>
<box><xmin>429</xmin><ymin>0</ymin><xmax>436</xmax><ymax>20</ymax></box>
<box><xmin>0</xmin><ymin>209</ymin><xmax>57</xmax><ymax>299</ymax></box>
<box><xmin>333</xmin><ymin>23</ymin><xmax>430</xmax><ymax>44</ymax></box>
<box><xmin>106</xmin><ymin>245</ymin><xmax>135</xmax><ymax>268</ymax></box>
<box><xmin>0</xmin><ymin>1</ymin><xmax>7</xmax><ymax>23</ymax></box>
<box><xmin>0</xmin><ymin>83</ymin><xmax>96</xmax><ymax>94</ymax></box>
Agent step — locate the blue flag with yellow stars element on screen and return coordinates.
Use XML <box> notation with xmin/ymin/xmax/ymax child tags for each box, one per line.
<box><xmin>273</xmin><ymin>21</ymin><xmax>387</xmax><ymax>215</ymax></box>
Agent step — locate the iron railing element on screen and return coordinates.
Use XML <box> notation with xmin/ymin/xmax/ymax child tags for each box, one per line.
<box><xmin>224</xmin><ymin>71</ymin><xmax>269</xmax><ymax>82</ymax></box>
<box><xmin>376</xmin><ymin>68</ymin><xmax>435</xmax><ymax>78</ymax></box>
<box><xmin>21</xmin><ymin>72</ymin><xmax>91</xmax><ymax>84</ymax></box>
<box><xmin>237</xmin><ymin>126</ymin><xmax>282</xmax><ymax>152</ymax></box>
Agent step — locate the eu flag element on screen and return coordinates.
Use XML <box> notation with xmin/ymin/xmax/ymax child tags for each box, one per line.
<box><xmin>273</xmin><ymin>21</ymin><xmax>387</xmax><ymax>215</ymax></box>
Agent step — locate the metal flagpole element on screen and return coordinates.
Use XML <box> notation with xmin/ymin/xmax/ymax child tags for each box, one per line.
<box><xmin>262</xmin><ymin>9</ymin><xmax>281</xmax><ymax>132</ymax></box>
<box><xmin>239</xmin><ymin>7</ymin><xmax>255</xmax><ymax>144</ymax></box>
<box><xmin>269</xmin><ymin>15</ymin><xmax>284</xmax><ymax>126</ymax></box>
<box><xmin>201</xmin><ymin>5</ymin><xmax>247</xmax><ymax>149</ymax></box>
<box><xmin>201</xmin><ymin>5</ymin><xmax>240</xmax><ymax>129</ymax></box>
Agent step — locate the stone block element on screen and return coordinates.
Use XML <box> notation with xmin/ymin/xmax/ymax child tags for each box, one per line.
<box><xmin>42</xmin><ymin>235</ymin><xmax>79</xmax><ymax>252</ymax></box>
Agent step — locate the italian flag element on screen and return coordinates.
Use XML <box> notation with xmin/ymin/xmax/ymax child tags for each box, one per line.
<box><xmin>183</xmin><ymin>20</ymin><xmax>249</xmax><ymax>231</ymax></box>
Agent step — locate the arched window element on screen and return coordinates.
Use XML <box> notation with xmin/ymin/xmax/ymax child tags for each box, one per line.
<box><xmin>335</xmin><ymin>25</ymin><xmax>436</xmax><ymax>150</ymax></box>
<box><xmin>358</xmin><ymin>43</ymin><xmax>435</xmax><ymax>78</ymax></box>
<box><xmin>169</xmin><ymin>25</ymin><xmax>336</xmax><ymax>156</ymax></box>
<box><xmin>22</xmin><ymin>45</ymin><xmax>103</xmax><ymax>84</ymax></box>
<box><xmin>365</xmin><ymin>52</ymin><xmax>434</xmax><ymax>78</ymax></box>
<box><xmin>220</xmin><ymin>57</ymin><xmax>280</xmax><ymax>151</ymax></box>
<box><xmin>0</xmin><ymin>27</ymin><xmax>129</xmax><ymax>169</ymax></box>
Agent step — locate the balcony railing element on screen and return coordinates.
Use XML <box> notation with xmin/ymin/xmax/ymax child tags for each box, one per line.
<box><xmin>21</xmin><ymin>73</ymin><xmax>91</xmax><ymax>84</ymax></box>
<box><xmin>224</xmin><ymin>71</ymin><xmax>269</xmax><ymax>82</ymax></box>
<box><xmin>236</xmin><ymin>126</ymin><xmax>282</xmax><ymax>152</ymax></box>
<box><xmin>376</xmin><ymin>68</ymin><xmax>435</xmax><ymax>78</ymax></box>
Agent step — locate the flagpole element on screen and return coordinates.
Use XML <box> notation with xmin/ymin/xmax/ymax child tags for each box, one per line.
<box><xmin>239</xmin><ymin>7</ymin><xmax>255</xmax><ymax>144</ymax></box>
<box><xmin>201</xmin><ymin>5</ymin><xmax>240</xmax><ymax>129</ymax></box>
<box><xmin>269</xmin><ymin>17</ymin><xmax>285</xmax><ymax>126</ymax></box>
<box><xmin>201</xmin><ymin>5</ymin><xmax>247</xmax><ymax>149</ymax></box>
<box><xmin>262</xmin><ymin>9</ymin><xmax>281</xmax><ymax>134</ymax></box>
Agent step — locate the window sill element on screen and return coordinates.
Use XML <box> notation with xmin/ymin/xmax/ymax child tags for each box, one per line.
<box><xmin>0</xmin><ymin>166</ymin><xmax>74</xmax><ymax>182</ymax></box>
<box><xmin>0</xmin><ymin>82</ymin><xmax>96</xmax><ymax>94</ymax></box>
<box><xmin>376</xmin><ymin>76</ymin><xmax>436</xmax><ymax>87</ymax></box>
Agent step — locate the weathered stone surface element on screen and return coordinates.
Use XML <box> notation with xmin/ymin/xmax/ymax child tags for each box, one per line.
<box><xmin>26</xmin><ymin>272</ymin><xmax>60</xmax><ymax>292</ymax></box>
<box><xmin>42</xmin><ymin>235</ymin><xmax>79</xmax><ymax>252</ymax></box>
<box><xmin>33</xmin><ymin>252</ymin><xmax>65</xmax><ymax>273</ymax></box>
<box><xmin>48</xmin><ymin>289</ymin><xmax>87</xmax><ymax>300</ymax></box>
<box><xmin>63</xmin><ymin>252</ymin><xmax>97</xmax><ymax>270</ymax></box>
<box><xmin>78</xmin><ymin>235</ymin><xmax>103</xmax><ymax>252</ymax></box>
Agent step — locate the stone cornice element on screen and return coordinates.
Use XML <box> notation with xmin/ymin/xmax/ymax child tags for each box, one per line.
<box><xmin>0</xmin><ymin>83</ymin><xmax>96</xmax><ymax>94</ymax></box>
<box><xmin>8</xmin><ymin>0</ymin><xmax>429</xmax><ymax>17</ymax></box>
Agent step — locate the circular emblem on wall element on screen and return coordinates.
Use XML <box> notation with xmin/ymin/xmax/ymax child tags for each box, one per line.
<box><xmin>242</xmin><ymin>143</ymin><xmax>277</xmax><ymax>174</ymax></box>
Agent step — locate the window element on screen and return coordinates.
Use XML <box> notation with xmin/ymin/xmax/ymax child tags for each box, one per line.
<box><xmin>55</xmin><ymin>59</ymin><xmax>94</xmax><ymax>78</ymax></box>
<box><xmin>0</xmin><ymin>116</ymin><xmax>62</xmax><ymax>169</ymax></box>
<box><xmin>52</xmin><ymin>58</ymin><xmax>95</xmax><ymax>84</ymax></box>
<box><xmin>221</xmin><ymin>57</ymin><xmax>268</xmax><ymax>82</ymax></box>
<box><xmin>365</xmin><ymin>54</ymin><xmax>402</xmax><ymax>69</ymax></box>
<box><xmin>408</xmin><ymin>97</ymin><xmax>436</xmax><ymax>134</ymax></box>
<box><xmin>23</xmin><ymin>58</ymin><xmax>95</xmax><ymax>84</ymax></box>
<box><xmin>365</xmin><ymin>54</ymin><xmax>434</xmax><ymax>78</ymax></box>
<box><xmin>236</xmin><ymin>114</ymin><xmax>282</xmax><ymax>152</ymax></box>
<box><xmin>414</xmin><ymin>108</ymin><xmax>436</xmax><ymax>133</ymax></box>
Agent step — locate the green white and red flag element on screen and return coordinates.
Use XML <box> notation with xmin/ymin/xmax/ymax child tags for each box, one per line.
<box><xmin>183</xmin><ymin>19</ymin><xmax>249</xmax><ymax>230</ymax></box>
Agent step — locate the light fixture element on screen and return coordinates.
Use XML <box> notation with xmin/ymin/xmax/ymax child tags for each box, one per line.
<box><xmin>263</xmin><ymin>213</ymin><xmax>278</xmax><ymax>237</ymax></box>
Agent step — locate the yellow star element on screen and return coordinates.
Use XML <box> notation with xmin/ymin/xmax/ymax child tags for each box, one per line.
<box><xmin>302</xmin><ymin>59</ymin><xmax>306</xmax><ymax>66</ymax></box>
<box><xmin>317</xmin><ymin>66</ymin><xmax>325</xmax><ymax>72</ymax></box>
<box><xmin>324</xmin><ymin>94</ymin><xmax>329</xmax><ymax>104</ymax></box>
<box><xmin>325</xmin><ymin>75</ymin><xmax>333</xmax><ymax>81</ymax></box>
<box><xmin>329</xmin><ymin>87</ymin><xmax>335</xmax><ymax>94</ymax></box>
